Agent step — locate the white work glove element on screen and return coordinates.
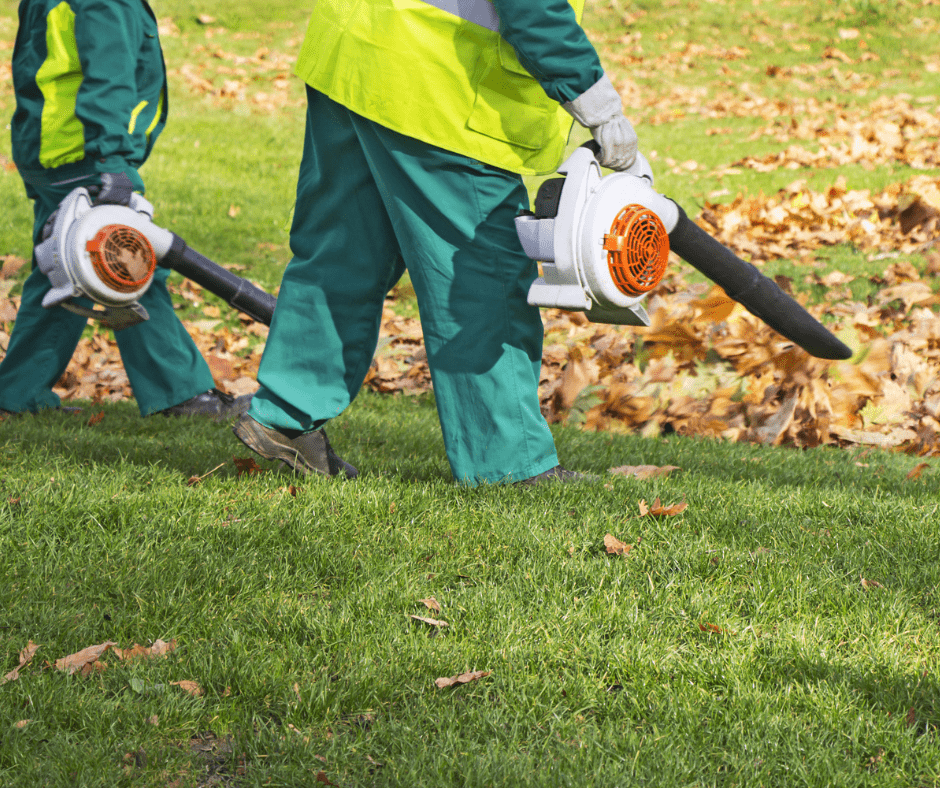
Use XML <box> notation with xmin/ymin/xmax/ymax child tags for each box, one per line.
<box><xmin>562</xmin><ymin>74</ymin><xmax>638</xmax><ymax>171</ymax></box>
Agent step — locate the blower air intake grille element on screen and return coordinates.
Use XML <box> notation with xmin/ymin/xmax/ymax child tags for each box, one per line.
<box><xmin>86</xmin><ymin>224</ymin><xmax>156</xmax><ymax>293</ymax></box>
<box><xmin>603</xmin><ymin>204</ymin><xmax>669</xmax><ymax>296</ymax></box>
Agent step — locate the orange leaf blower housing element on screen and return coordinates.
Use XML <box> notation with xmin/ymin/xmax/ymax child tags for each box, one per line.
<box><xmin>86</xmin><ymin>225</ymin><xmax>157</xmax><ymax>294</ymax></box>
<box><xmin>602</xmin><ymin>205</ymin><xmax>669</xmax><ymax>297</ymax></box>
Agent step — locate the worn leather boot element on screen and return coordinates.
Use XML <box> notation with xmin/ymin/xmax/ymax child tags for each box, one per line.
<box><xmin>517</xmin><ymin>465</ymin><xmax>597</xmax><ymax>486</ymax></box>
<box><xmin>232</xmin><ymin>413</ymin><xmax>358</xmax><ymax>479</ymax></box>
<box><xmin>160</xmin><ymin>389</ymin><xmax>251</xmax><ymax>420</ymax></box>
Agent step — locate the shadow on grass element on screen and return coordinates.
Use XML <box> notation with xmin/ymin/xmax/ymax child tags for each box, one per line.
<box><xmin>0</xmin><ymin>391</ymin><xmax>932</xmax><ymax>497</ymax></box>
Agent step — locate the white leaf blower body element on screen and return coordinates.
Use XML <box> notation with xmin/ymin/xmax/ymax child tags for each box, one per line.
<box><xmin>515</xmin><ymin>146</ymin><xmax>679</xmax><ymax>327</ymax></box>
<box><xmin>34</xmin><ymin>187</ymin><xmax>176</xmax><ymax>330</ymax></box>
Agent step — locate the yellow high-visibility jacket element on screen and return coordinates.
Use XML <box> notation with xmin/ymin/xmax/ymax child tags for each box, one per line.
<box><xmin>295</xmin><ymin>0</ymin><xmax>602</xmax><ymax>175</ymax></box>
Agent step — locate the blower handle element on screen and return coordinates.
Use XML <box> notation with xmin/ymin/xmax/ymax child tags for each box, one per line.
<box><xmin>160</xmin><ymin>234</ymin><xmax>276</xmax><ymax>326</ymax></box>
<box><xmin>668</xmin><ymin>204</ymin><xmax>852</xmax><ymax>360</ymax></box>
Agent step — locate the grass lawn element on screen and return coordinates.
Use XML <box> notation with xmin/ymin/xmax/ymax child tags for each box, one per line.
<box><xmin>1</xmin><ymin>394</ymin><xmax>939</xmax><ymax>787</ymax></box>
<box><xmin>1</xmin><ymin>0</ymin><xmax>940</xmax><ymax>785</ymax></box>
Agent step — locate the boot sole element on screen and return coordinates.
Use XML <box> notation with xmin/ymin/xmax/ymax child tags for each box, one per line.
<box><xmin>232</xmin><ymin>417</ymin><xmax>322</xmax><ymax>476</ymax></box>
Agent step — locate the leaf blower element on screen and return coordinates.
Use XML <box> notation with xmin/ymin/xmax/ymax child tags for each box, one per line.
<box><xmin>33</xmin><ymin>150</ymin><xmax>852</xmax><ymax>363</ymax></box>
<box><xmin>34</xmin><ymin>186</ymin><xmax>276</xmax><ymax>331</ymax></box>
<box><xmin>514</xmin><ymin>143</ymin><xmax>852</xmax><ymax>360</ymax></box>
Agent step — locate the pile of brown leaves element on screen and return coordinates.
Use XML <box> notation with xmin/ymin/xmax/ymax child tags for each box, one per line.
<box><xmin>2</xmin><ymin>175</ymin><xmax>939</xmax><ymax>456</ymax></box>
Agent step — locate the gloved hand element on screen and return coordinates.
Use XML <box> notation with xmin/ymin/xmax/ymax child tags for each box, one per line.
<box><xmin>563</xmin><ymin>74</ymin><xmax>638</xmax><ymax>171</ymax></box>
<box><xmin>88</xmin><ymin>171</ymin><xmax>136</xmax><ymax>206</ymax></box>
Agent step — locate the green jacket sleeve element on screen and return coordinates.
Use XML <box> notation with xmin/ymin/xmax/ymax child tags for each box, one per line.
<box><xmin>71</xmin><ymin>0</ymin><xmax>164</xmax><ymax>188</ymax></box>
<box><xmin>491</xmin><ymin>0</ymin><xmax>605</xmax><ymax>104</ymax></box>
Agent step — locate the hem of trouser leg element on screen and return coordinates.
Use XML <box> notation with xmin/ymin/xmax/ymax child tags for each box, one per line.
<box><xmin>246</xmin><ymin>403</ymin><xmax>324</xmax><ymax>435</ymax></box>
<box><xmin>456</xmin><ymin>457</ymin><xmax>559</xmax><ymax>487</ymax></box>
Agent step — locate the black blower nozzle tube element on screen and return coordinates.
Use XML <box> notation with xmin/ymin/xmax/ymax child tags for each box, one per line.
<box><xmin>667</xmin><ymin>204</ymin><xmax>852</xmax><ymax>360</ymax></box>
<box><xmin>160</xmin><ymin>234</ymin><xmax>276</xmax><ymax>326</ymax></box>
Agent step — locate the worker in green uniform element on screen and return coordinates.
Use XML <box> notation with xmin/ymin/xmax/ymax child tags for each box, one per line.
<box><xmin>0</xmin><ymin>0</ymin><xmax>248</xmax><ymax>419</ymax></box>
<box><xmin>233</xmin><ymin>0</ymin><xmax>639</xmax><ymax>484</ymax></box>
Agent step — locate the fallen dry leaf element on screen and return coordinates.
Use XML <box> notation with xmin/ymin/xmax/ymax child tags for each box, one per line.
<box><xmin>418</xmin><ymin>597</ymin><xmax>441</xmax><ymax>613</ymax></box>
<box><xmin>604</xmin><ymin>533</ymin><xmax>633</xmax><ymax>557</ymax></box>
<box><xmin>434</xmin><ymin>670</ymin><xmax>490</xmax><ymax>689</ymax></box>
<box><xmin>699</xmin><ymin>622</ymin><xmax>732</xmax><ymax>634</ymax></box>
<box><xmin>0</xmin><ymin>255</ymin><xmax>27</xmax><ymax>279</ymax></box>
<box><xmin>171</xmin><ymin>680</ymin><xmax>205</xmax><ymax>697</ymax></box>
<box><xmin>640</xmin><ymin>497</ymin><xmax>689</xmax><ymax>517</ymax></box>
<box><xmin>2</xmin><ymin>640</ymin><xmax>40</xmax><ymax>684</ymax></box>
<box><xmin>409</xmin><ymin>615</ymin><xmax>449</xmax><ymax>628</ymax></box>
<box><xmin>113</xmin><ymin>638</ymin><xmax>177</xmax><ymax>662</ymax></box>
<box><xmin>14</xmin><ymin>720</ymin><xmax>31</xmax><ymax>729</ymax></box>
<box><xmin>55</xmin><ymin>641</ymin><xmax>116</xmax><ymax>676</ymax></box>
<box><xmin>861</xmin><ymin>577</ymin><xmax>884</xmax><ymax>590</ymax></box>
<box><xmin>609</xmin><ymin>464</ymin><xmax>681</xmax><ymax>479</ymax></box>
<box><xmin>906</xmin><ymin>462</ymin><xmax>930</xmax><ymax>480</ymax></box>
<box><xmin>86</xmin><ymin>411</ymin><xmax>104</xmax><ymax>427</ymax></box>
<box><xmin>233</xmin><ymin>456</ymin><xmax>265</xmax><ymax>476</ymax></box>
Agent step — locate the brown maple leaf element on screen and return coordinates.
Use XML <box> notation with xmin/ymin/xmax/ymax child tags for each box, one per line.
<box><xmin>233</xmin><ymin>456</ymin><xmax>265</xmax><ymax>476</ymax></box>
<box><xmin>604</xmin><ymin>533</ymin><xmax>633</xmax><ymax>557</ymax></box>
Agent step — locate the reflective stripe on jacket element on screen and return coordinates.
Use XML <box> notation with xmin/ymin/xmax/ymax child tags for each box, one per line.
<box><xmin>11</xmin><ymin>0</ymin><xmax>167</xmax><ymax>186</ymax></box>
<box><xmin>295</xmin><ymin>0</ymin><xmax>602</xmax><ymax>176</ymax></box>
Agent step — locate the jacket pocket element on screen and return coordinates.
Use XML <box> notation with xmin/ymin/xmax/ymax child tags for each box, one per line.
<box><xmin>467</xmin><ymin>63</ymin><xmax>557</xmax><ymax>150</ymax></box>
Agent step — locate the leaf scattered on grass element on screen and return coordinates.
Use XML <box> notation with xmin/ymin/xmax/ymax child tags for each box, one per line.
<box><xmin>315</xmin><ymin>772</ymin><xmax>341</xmax><ymax>787</ymax></box>
<box><xmin>418</xmin><ymin>596</ymin><xmax>441</xmax><ymax>612</ymax></box>
<box><xmin>54</xmin><ymin>641</ymin><xmax>115</xmax><ymax>676</ymax></box>
<box><xmin>860</xmin><ymin>577</ymin><xmax>884</xmax><ymax>590</ymax></box>
<box><xmin>609</xmin><ymin>464</ymin><xmax>681</xmax><ymax>479</ymax></box>
<box><xmin>434</xmin><ymin>670</ymin><xmax>490</xmax><ymax>689</ymax></box>
<box><xmin>906</xmin><ymin>462</ymin><xmax>930</xmax><ymax>480</ymax></box>
<box><xmin>233</xmin><ymin>456</ymin><xmax>265</xmax><ymax>476</ymax></box>
<box><xmin>1</xmin><ymin>254</ymin><xmax>27</xmax><ymax>279</ymax></box>
<box><xmin>409</xmin><ymin>615</ymin><xmax>449</xmax><ymax>628</ymax></box>
<box><xmin>639</xmin><ymin>498</ymin><xmax>689</xmax><ymax>516</ymax></box>
<box><xmin>604</xmin><ymin>533</ymin><xmax>633</xmax><ymax>557</ymax></box>
<box><xmin>699</xmin><ymin>622</ymin><xmax>733</xmax><ymax>635</ymax></box>
<box><xmin>171</xmin><ymin>680</ymin><xmax>205</xmax><ymax>697</ymax></box>
<box><xmin>14</xmin><ymin>720</ymin><xmax>31</xmax><ymax>729</ymax></box>
<box><xmin>2</xmin><ymin>640</ymin><xmax>39</xmax><ymax>684</ymax></box>
<box><xmin>86</xmin><ymin>411</ymin><xmax>104</xmax><ymax>427</ymax></box>
<box><xmin>113</xmin><ymin>638</ymin><xmax>177</xmax><ymax>662</ymax></box>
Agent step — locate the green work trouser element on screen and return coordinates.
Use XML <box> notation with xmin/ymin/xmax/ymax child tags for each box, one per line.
<box><xmin>249</xmin><ymin>87</ymin><xmax>559</xmax><ymax>485</ymax></box>
<box><xmin>0</xmin><ymin>180</ymin><xmax>215</xmax><ymax>415</ymax></box>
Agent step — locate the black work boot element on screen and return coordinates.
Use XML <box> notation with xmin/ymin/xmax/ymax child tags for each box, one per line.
<box><xmin>160</xmin><ymin>389</ymin><xmax>251</xmax><ymax>421</ymax></box>
<box><xmin>517</xmin><ymin>465</ymin><xmax>596</xmax><ymax>486</ymax></box>
<box><xmin>232</xmin><ymin>414</ymin><xmax>358</xmax><ymax>479</ymax></box>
